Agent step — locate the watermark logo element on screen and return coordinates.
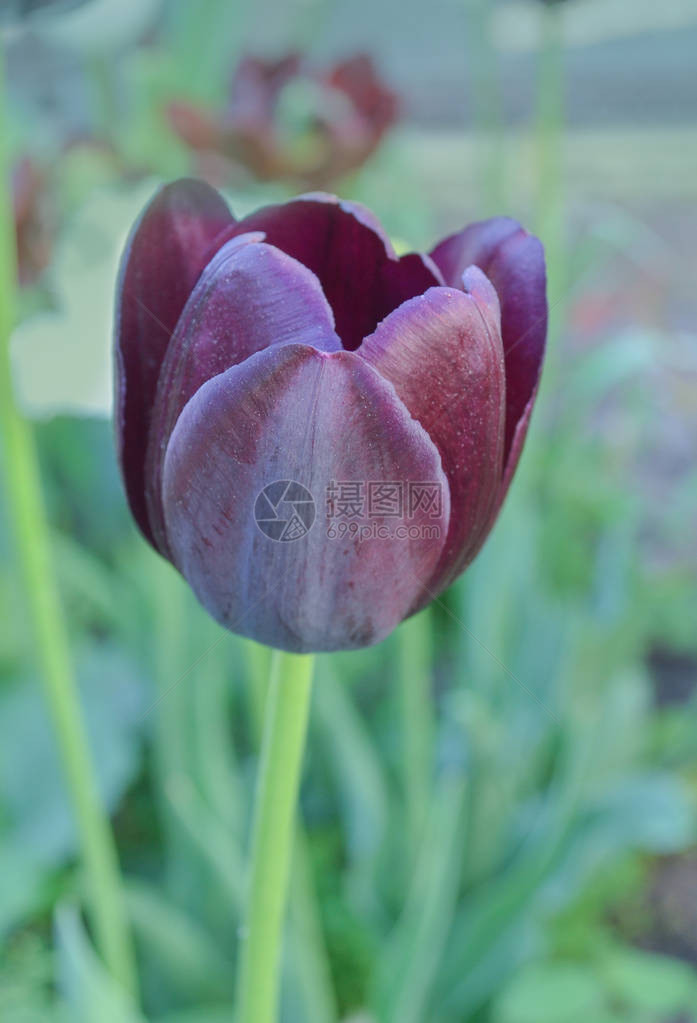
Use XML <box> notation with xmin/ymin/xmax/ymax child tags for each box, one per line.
<box><xmin>254</xmin><ymin>479</ymin><xmax>444</xmax><ymax>543</ymax></box>
<box><xmin>254</xmin><ymin>480</ymin><xmax>316</xmax><ymax>542</ymax></box>
<box><xmin>325</xmin><ymin>480</ymin><xmax>443</xmax><ymax>541</ymax></box>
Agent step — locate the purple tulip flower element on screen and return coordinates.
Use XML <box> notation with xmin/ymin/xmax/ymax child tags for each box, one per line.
<box><xmin>115</xmin><ymin>180</ymin><xmax>546</xmax><ymax>652</ymax></box>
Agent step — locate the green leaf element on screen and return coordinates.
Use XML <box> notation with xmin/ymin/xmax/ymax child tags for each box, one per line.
<box><xmin>124</xmin><ymin>881</ymin><xmax>233</xmax><ymax>1001</ymax></box>
<box><xmin>590</xmin><ymin>772</ymin><xmax>696</xmax><ymax>853</ymax></box>
<box><xmin>373</xmin><ymin>772</ymin><xmax>468</xmax><ymax>1023</ymax></box>
<box><xmin>493</xmin><ymin>963</ymin><xmax>604</xmax><ymax>1023</ymax></box>
<box><xmin>55</xmin><ymin>903</ymin><xmax>145</xmax><ymax>1023</ymax></box>
<box><xmin>154</xmin><ymin>1011</ymin><xmax>234</xmax><ymax>1023</ymax></box>
<box><xmin>0</xmin><ymin>643</ymin><xmax>144</xmax><ymax>931</ymax></box>
<box><xmin>0</xmin><ymin>932</ymin><xmax>69</xmax><ymax>1022</ymax></box>
<box><xmin>314</xmin><ymin>664</ymin><xmax>389</xmax><ymax>870</ymax></box>
<box><xmin>602</xmin><ymin>946</ymin><xmax>697</xmax><ymax>1013</ymax></box>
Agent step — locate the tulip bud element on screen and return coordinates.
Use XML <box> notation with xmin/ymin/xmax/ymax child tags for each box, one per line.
<box><xmin>114</xmin><ymin>182</ymin><xmax>546</xmax><ymax>652</ymax></box>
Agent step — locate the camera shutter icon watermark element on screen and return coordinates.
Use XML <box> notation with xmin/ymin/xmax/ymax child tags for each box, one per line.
<box><xmin>254</xmin><ymin>480</ymin><xmax>316</xmax><ymax>542</ymax></box>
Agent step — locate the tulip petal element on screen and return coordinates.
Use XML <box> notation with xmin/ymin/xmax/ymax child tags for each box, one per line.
<box><xmin>146</xmin><ymin>238</ymin><xmax>342</xmax><ymax>554</ymax></box>
<box><xmin>430</xmin><ymin>218</ymin><xmax>547</xmax><ymax>470</ymax></box>
<box><xmin>215</xmin><ymin>193</ymin><xmax>441</xmax><ymax>350</ymax></box>
<box><xmin>359</xmin><ymin>272</ymin><xmax>505</xmax><ymax>599</ymax></box>
<box><xmin>114</xmin><ymin>178</ymin><xmax>234</xmax><ymax>545</ymax></box>
<box><xmin>162</xmin><ymin>343</ymin><xmax>450</xmax><ymax>652</ymax></box>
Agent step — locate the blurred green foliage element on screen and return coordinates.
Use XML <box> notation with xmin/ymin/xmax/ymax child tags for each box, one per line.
<box><xmin>2</xmin><ymin>0</ymin><xmax>697</xmax><ymax>1020</ymax></box>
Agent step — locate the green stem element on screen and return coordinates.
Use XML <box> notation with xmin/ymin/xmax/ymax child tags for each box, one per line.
<box><xmin>536</xmin><ymin>1</ymin><xmax>566</xmax><ymax>315</ymax></box>
<box><xmin>0</xmin><ymin>47</ymin><xmax>137</xmax><ymax>998</ymax></box>
<box><xmin>468</xmin><ymin>0</ymin><xmax>506</xmax><ymax>214</ymax></box>
<box><xmin>397</xmin><ymin>610</ymin><xmax>435</xmax><ymax>865</ymax></box>
<box><xmin>244</xmin><ymin>639</ymin><xmax>272</xmax><ymax>742</ymax></box>
<box><xmin>235</xmin><ymin>650</ymin><xmax>315</xmax><ymax>1023</ymax></box>
<box><xmin>243</xmin><ymin>640</ymin><xmax>336</xmax><ymax>1021</ymax></box>
<box><xmin>534</xmin><ymin>0</ymin><xmax>568</xmax><ymax>436</ymax></box>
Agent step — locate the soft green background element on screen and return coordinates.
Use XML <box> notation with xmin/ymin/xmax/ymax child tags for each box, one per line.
<box><xmin>1</xmin><ymin>1</ymin><xmax>696</xmax><ymax>1020</ymax></box>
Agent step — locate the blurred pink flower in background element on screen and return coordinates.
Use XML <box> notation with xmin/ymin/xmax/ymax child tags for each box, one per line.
<box><xmin>167</xmin><ymin>52</ymin><xmax>399</xmax><ymax>189</ymax></box>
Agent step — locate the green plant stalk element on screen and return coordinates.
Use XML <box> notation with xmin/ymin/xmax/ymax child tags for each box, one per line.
<box><xmin>244</xmin><ymin>639</ymin><xmax>272</xmax><ymax>741</ymax></box>
<box><xmin>397</xmin><ymin>609</ymin><xmax>435</xmax><ymax>864</ymax></box>
<box><xmin>536</xmin><ymin>1</ymin><xmax>566</xmax><ymax>323</ymax></box>
<box><xmin>235</xmin><ymin>650</ymin><xmax>315</xmax><ymax>1023</ymax></box>
<box><xmin>468</xmin><ymin>0</ymin><xmax>506</xmax><ymax>214</ymax></box>
<box><xmin>243</xmin><ymin>642</ymin><xmax>335</xmax><ymax>1018</ymax></box>
<box><xmin>0</xmin><ymin>47</ymin><xmax>137</xmax><ymax>998</ymax></box>
<box><xmin>167</xmin><ymin>772</ymin><xmax>336</xmax><ymax>1019</ymax></box>
<box><xmin>243</xmin><ymin>640</ymin><xmax>337</xmax><ymax>1021</ymax></box>
<box><xmin>533</xmin><ymin>0</ymin><xmax>568</xmax><ymax>460</ymax></box>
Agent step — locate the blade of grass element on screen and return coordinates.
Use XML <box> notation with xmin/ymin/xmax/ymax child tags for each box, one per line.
<box><xmin>192</xmin><ymin>624</ymin><xmax>244</xmax><ymax>840</ymax></box>
<box><xmin>439</xmin><ymin>731</ymin><xmax>591</xmax><ymax>1012</ymax></box>
<box><xmin>315</xmin><ymin>662</ymin><xmax>389</xmax><ymax>868</ymax></box>
<box><xmin>167</xmin><ymin>773</ymin><xmax>336</xmax><ymax>1021</ymax></box>
<box><xmin>396</xmin><ymin>609</ymin><xmax>435</xmax><ymax>867</ymax></box>
<box><xmin>373</xmin><ymin>771</ymin><xmax>468</xmax><ymax>1023</ymax></box>
<box><xmin>289</xmin><ymin>828</ymin><xmax>339</xmax><ymax>1023</ymax></box>
<box><xmin>166</xmin><ymin>774</ymin><xmax>246</xmax><ymax>911</ymax></box>
<box><xmin>55</xmin><ymin>904</ymin><xmax>144</xmax><ymax>1023</ymax></box>
<box><xmin>124</xmin><ymin>880</ymin><xmax>233</xmax><ymax>1001</ymax></box>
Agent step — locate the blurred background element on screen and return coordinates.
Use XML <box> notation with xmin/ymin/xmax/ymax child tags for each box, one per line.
<box><xmin>1</xmin><ymin>0</ymin><xmax>696</xmax><ymax>1020</ymax></box>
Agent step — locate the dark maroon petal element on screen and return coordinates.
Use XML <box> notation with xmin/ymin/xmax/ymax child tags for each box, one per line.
<box><xmin>430</xmin><ymin>218</ymin><xmax>520</xmax><ymax>289</ymax></box>
<box><xmin>498</xmin><ymin>388</ymin><xmax>538</xmax><ymax>509</ymax></box>
<box><xmin>145</xmin><ymin>237</ymin><xmax>342</xmax><ymax>555</ymax></box>
<box><xmin>114</xmin><ymin>179</ymin><xmax>234</xmax><ymax>546</ymax></box>
<box><xmin>430</xmin><ymin>218</ymin><xmax>547</xmax><ymax>469</ymax></box>
<box><xmin>215</xmin><ymin>193</ymin><xmax>441</xmax><ymax>350</ymax></box>
<box><xmin>162</xmin><ymin>344</ymin><xmax>450</xmax><ymax>652</ymax></box>
<box><xmin>359</xmin><ymin>270</ymin><xmax>505</xmax><ymax>600</ymax></box>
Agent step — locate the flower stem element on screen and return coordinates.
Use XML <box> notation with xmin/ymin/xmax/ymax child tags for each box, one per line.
<box><xmin>0</xmin><ymin>46</ymin><xmax>137</xmax><ymax>999</ymax></box>
<box><xmin>468</xmin><ymin>0</ymin><xmax>506</xmax><ymax>215</ymax></box>
<box><xmin>235</xmin><ymin>650</ymin><xmax>315</xmax><ymax>1023</ymax></box>
<box><xmin>244</xmin><ymin>639</ymin><xmax>272</xmax><ymax>742</ymax></box>
<box><xmin>397</xmin><ymin>609</ymin><xmax>435</xmax><ymax>866</ymax></box>
<box><xmin>536</xmin><ymin>1</ymin><xmax>566</xmax><ymax>314</ymax></box>
<box><xmin>534</xmin><ymin>1</ymin><xmax>568</xmax><ymax>423</ymax></box>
